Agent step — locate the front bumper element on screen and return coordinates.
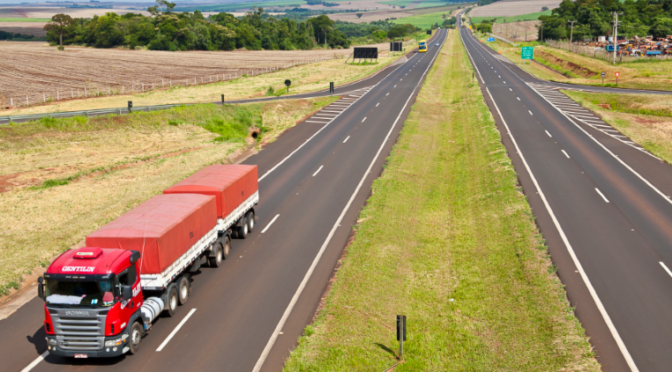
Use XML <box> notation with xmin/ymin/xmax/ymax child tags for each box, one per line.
<box><xmin>46</xmin><ymin>334</ymin><xmax>129</xmax><ymax>358</ymax></box>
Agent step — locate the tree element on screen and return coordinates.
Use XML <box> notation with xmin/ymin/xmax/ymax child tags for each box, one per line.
<box><xmin>542</xmin><ymin>6</ymin><xmax>549</xmax><ymax>11</ymax></box>
<box><xmin>44</xmin><ymin>14</ymin><xmax>75</xmax><ymax>50</ymax></box>
<box><xmin>356</xmin><ymin>13</ymin><xmax>363</xmax><ymax>18</ymax></box>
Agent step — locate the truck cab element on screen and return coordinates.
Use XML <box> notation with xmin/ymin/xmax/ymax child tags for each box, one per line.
<box><xmin>39</xmin><ymin>247</ymin><xmax>145</xmax><ymax>358</ymax></box>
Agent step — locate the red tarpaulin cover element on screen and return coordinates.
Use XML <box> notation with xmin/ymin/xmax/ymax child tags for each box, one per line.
<box><xmin>163</xmin><ymin>165</ymin><xmax>258</xmax><ymax>218</ymax></box>
<box><xmin>86</xmin><ymin>194</ymin><xmax>217</xmax><ymax>275</ymax></box>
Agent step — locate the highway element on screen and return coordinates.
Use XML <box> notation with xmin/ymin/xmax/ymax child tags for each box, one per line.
<box><xmin>1</xmin><ymin>29</ymin><xmax>448</xmax><ymax>372</ymax></box>
<box><xmin>459</xmin><ymin>16</ymin><xmax>672</xmax><ymax>372</ymax></box>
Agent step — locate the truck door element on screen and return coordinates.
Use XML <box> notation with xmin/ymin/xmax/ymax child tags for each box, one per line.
<box><xmin>116</xmin><ymin>263</ymin><xmax>141</xmax><ymax>332</ymax></box>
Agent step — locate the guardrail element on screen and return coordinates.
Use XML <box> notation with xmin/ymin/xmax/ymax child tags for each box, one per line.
<box><xmin>0</xmin><ymin>103</ymin><xmax>191</xmax><ymax>125</ymax></box>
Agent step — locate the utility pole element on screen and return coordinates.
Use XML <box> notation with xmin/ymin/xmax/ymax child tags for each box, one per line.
<box><xmin>612</xmin><ymin>12</ymin><xmax>623</xmax><ymax>65</ymax></box>
<box><xmin>568</xmin><ymin>20</ymin><xmax>576</xmax><ymax>44</ymax></box>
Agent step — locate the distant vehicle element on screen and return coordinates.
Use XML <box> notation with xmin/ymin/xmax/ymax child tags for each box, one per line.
<box><xmin>435</xmin><ymin>43</ymin><xmax>440</xmax><ymax>46</ymax></box>
<box><xmin>419</xmin><ymin>40</ymin><xmax>427</xmax><ymax>53</ymax></box>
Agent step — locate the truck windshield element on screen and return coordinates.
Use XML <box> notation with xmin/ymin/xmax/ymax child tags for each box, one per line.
<box><xmin>45</xmin><ymin>279</ymin><xmax>114</xmax><ymax>307</ymax></box>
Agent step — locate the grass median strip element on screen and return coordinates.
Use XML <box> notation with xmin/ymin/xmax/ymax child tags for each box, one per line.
<box><xmin>283</xmin><ymin>30</ymin><xmax>598</xmax><ymax>371</ymax></box>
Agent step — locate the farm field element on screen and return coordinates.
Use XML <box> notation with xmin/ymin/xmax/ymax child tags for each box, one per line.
<box><xmin>469</xmin><ymin>0</ymin><xmax>559</xmax><ymax>17</ymax></box>
<box><xmin>391</xmin><ymin>10</ymin><xmax>453</xmax><ymax>28</ymax></box>
<box><xmin>492</xmin><ymin>20</ymin><xmax>541</xmax><ymax>42</ymax></box>
<box><xmin>471</xmin><ymin>9</ymin><xmax>550</xmax><ymax>24</ymax></box>
<box><xmin>328</xmin><ymin>3</ymin><xmax>463</xmax><ymax>23</ymax></box>
<box><xmin>0</xmin><ymin>6</ymin><xmax>149</xmax><ymax>19</ymax></box>
<box><xmin>283</xmin><ymin>29</ymin><xmax>599</xmax><ymax>372</ymax></box>
<box><xmin>0</xmin><ymin>96</ymin><xmax>337</xmax><ymax>296</ymax></box>
<box><xmin>0</xmin><ymin>41</ymin><xmax>391</xmax><ymax>111</ymax></box>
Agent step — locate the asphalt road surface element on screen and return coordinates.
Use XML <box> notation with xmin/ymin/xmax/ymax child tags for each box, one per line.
<box><xmin>1</xmin><ymin>29</ymin><xmax>448</xmax><ymax>372</ymax></box>
<box><xmin>459</xmin><ymin>16</ymin><xmax>672</xmax><ymax>372</ymax></box>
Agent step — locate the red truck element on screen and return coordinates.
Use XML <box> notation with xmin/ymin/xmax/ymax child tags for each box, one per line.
<box><xmin>37</xmin><ymin>165</ymin><xmax>258</xmax><ymax>358</ymax></box>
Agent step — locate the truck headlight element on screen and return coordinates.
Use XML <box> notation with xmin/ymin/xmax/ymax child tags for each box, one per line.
<box><xmin>105</xmin><ymin>338</ymin><xmax>122</xmax><ymax>347</ymax></box>
<box><xmin>47</xmin><ymin>338</ymin><xmax>58</xmax><ymax>346</ymax></box>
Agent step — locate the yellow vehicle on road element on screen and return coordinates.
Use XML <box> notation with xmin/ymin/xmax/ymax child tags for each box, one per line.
<box><xmin>419</xmin><ymin>40</ymin><xmax>427</xmax><ymax>53</ymax></box>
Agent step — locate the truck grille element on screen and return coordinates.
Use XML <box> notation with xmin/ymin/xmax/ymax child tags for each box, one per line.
<box><xmin>48</xmin><ymin>307</ymin><xmax>107</xmax><ymax>351</ymax></box>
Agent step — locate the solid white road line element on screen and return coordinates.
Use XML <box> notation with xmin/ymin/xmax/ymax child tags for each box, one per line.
<box><xmin>251</xmin><ymin>31</ymin><xmax>445</xmax><ymax>372</ymax></box>
<box><xmin>362</xmin><ymin>117</ymin><xmax>367</xmax><ymax>123</ymax></box>
<box><xmin>261</xmin><ymin>214</ymin><xmax>280</xmax><ymax>234</ymax></box>
<box><xmin>595</xmin><ymin>188</ymin><xmax>610</xmax><ymax>203</ymax></box>
<box><xmin>660</xmin><ymin>262</ymin><xmax>672</xmax><ymax>279</ymax></box>
<box><xmin>20</xmin><ymin>351</ymin><xmax>48</xmax><ymax>372</ymax></box>
<box><xmin>343</xmin><ymin>136</ymin><xmax>350</xmax><ymax>143</ymax></box>
<box><xmin>156</xmin><ymin>308</ymin><xmax>197</xmax><ymax>352</ymax></box>
<box><xmin>562</xmin><ymin>150</ymin><xmax>570</xmax><ymax>158</ymax></box>
<box><xmin>483</xmin><ymin>87</ymin><xmax>639</xmax><ymax>372</ymax></box>
<box><xmin>546</xmin><ymin>130</ymin><xmax>552</xmax><ymax>138</ymax></box>
<box><xmin>312</xmin><ymin>165</ymin><xmax>323</xmax><ymax>177</ymax></box>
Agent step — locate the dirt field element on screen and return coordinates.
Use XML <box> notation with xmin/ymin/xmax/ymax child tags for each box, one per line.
<box><xmin>492</xmin><ymin>20</ymin><xmax>539</xmax><ymax>41</ymax></box>
<box><xmin>470</xmin><ymin>0</ymin><xmax>559</xmax><ymax>17</ymax></box>
<box><xmin>329</xmin><ymin>3</ymin><xmax>461</xmax><ymax>24</ymax></box>
<box><xmin>0</xmin><ymin>23</ymin><xmax>46</xmax><ymax>36</ymax></box>
<box><xmin>0</xmin><ymin>41</ymin><xmax>388</xmax><ymax>109</ymax></box>
<box><xmin>0</xmin><ymin>6</ymin><xmax>149</xmax><ymax>19</ymax></box>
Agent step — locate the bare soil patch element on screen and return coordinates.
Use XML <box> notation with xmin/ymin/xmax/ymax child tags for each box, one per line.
<box><xmin>0</xmin><ymin>41</ymin><xmax>387</xmax><ymax>109</ymax></box>
<box><xmin>537</xmin><ymin>50</ymin><xmax>598</xmax><ymax>78</ymax></box>
<box><xmin>492</xmin><ymin>20</ymin><xmax>539</xmax><ymax>41</ymax></box>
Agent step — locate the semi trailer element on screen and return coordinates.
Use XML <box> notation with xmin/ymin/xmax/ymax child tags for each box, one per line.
<box><xmin>38</xmin><ymin>165</ymin><xmax>258</xmax><ymax>358</ymax></box>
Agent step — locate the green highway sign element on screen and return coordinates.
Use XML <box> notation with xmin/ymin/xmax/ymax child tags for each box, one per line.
<box><xmin>521</xmin><ymin>46</ymin><xmax>534</xmax><ymax>60</ymax></box>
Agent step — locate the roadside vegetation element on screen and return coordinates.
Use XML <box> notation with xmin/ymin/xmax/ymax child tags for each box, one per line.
<box><xmin>475</xmin><ymin>34</ymin><xmax>672</xmax><ymax>91</ymax></box>
<box><xmin>564</xmin><ymin>90</ymin><xmax>672</xmax><ymax>165</ymax></box>
<box><xmin>0</xmin><ymin>96</ymin><xmax>335</xmax><ymax>296</ymax></box>
<box><xmin>283</xmin><ymin>29</ymin><xmax>599</xmax><ymax>371</ymax></box>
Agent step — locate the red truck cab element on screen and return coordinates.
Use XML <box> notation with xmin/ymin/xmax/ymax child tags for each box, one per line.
<box><xmin>40</xmin><ymin>247</ymin><xmax>144</xmax><ymax>358</ymax></box>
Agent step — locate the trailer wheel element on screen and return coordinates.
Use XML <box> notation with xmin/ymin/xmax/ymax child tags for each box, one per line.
<box><xmin>166</xmin><ymin>285</ymin><xmax>178</xmax><ymax>317</ymax></box>
<box><xmin>209</xmin><ymin>243</ymin><xmax>223</xmax><ymax>267</ymax></box>
<box><xmin>178</xmin><ymin>276</ymin><xmax>190</xmax><ymax>306</ymax></box>
<box><xmin>128</xmin><ymin>321</ymin><xmax>144</xmax><ymax>355</ymax></box>
<box><xmin>237</xmin><ymin>216</ymin><xmax>249</xmax><ymax>239</ymax></box>
<box><xmin>246</xmin><ymin>211</ymin><xmax>255</xmax><ymax>232</ymax></box>
<box><xmin>222</xmin><ymin>236</ymin><xmax>230</xmax><ymax>259</ymax></box>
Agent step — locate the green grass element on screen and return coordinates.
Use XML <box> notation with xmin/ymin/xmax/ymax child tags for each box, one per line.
<box><xmin>282</xmin><ymin>29</ymin><xmax>599</xmax><ymax>372</ymax></box>
<box><xmin>471</xmin><ymin>10</ymin><xmax>551</xmax><ymax>25</ymax></box>
<box><xmin>0</xmin><ymin>18</ymin><xmax>50</xmax><ymax>22</ymax></box>
<box><xmin>391</xmin><ymin>10</ymin><xmax>451</xmax><ymax>28</ymax></box>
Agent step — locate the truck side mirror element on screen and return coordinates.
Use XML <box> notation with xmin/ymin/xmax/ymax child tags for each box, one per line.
<box><xmin>122</xmin><ymin>285</ymin><xmax>133</xmax><ymax>301</ymax></box>
<box><xmin>37</xmin><ymin>276</ymin><xmax>45</xmax><ymax>301</ymax></box>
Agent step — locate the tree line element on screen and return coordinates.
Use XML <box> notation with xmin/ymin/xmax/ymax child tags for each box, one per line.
<box><xmin>44</xmin><ymin>3</ymin><xmax>351</xmax><ymax>51</ymax></box>
<box><xmin>539</xmin><ymin>0</ymin><xmax>672</xmax><ymax>41</ymax></box>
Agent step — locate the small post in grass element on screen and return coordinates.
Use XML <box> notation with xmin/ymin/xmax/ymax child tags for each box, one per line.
<box><xmin>221</xmin><ymin>94</ymin><xmax>225</xmax><ymax>105</ymax></box>
<box><xmin>285</xmin><ymin>79</ymin><xmax>292</xmax><ymax>95</ymax></box>
<box><xmin>396</xmin><ymin>315</ymin><xmax>406</xmax><ymax>360</ymax></box>
<box><xmin>329</xmin><ymin>82</ymin><xmax>334</xmax><ymax>95</ymax></box>
<box><xmin>128</xmin><ymin>100</ymin><xmax>133</xmax><ymax>113</ymax></box>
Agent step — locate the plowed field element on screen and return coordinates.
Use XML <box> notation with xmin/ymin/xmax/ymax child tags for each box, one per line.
<box><xmin>0</xmin><ymin>42</ymin><xmax>387</xmax><ymax>109</ymax></box>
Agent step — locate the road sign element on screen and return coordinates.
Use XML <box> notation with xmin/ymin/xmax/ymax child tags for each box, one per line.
<box><xmin>521</xmin><ymin>46</ymin><xmax>534</xmax><ymax>60</ymax></box>
<box><xmin>601</xmin><ymin>71</ymin><xmax>605</xmax><ymax>78</ymax></box>
<box><xmin>487</xmin><ymin>37</ymin><xmax>495</xmax><ymax>42</ymax></box>
<box><xmin>615</xmin><ymin>72</ymin><xmax>620</xmax><ymax>78</ymax></box>
<box><xmin>285</xmin><ymin>79</ymin><xmax>291</xmax><ymax>94</ymax></box>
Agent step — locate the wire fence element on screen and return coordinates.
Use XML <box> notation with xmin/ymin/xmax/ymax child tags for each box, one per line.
<box><xmin>1</xmin><ymin>57</ymin><xmax>338</xmax><ymax>110</ymax></box>
<box><xmin>546</xmin><ymin>40</ymin><xmax>672</xmax><ymax>63</ymax></box>
<box><xmin>0</xmin><ymin>103</ymin><xmax>188</xmax><ymax>125</ymax></box>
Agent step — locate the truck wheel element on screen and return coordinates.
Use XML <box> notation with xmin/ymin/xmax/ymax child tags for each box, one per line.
<box><xmin>166</xmin><ymin>286</ymin><xmax>178</xmax><ymax>317</ymax></box>
<box><xmin>128</xmin><ymin>321</ymin><xmax>144</xmax><ymax>355</ymax></box>
<box><xmin>237</xmin><ymin>216</ymin><xmax>249</xmax><ymax>239</ymax></box>
<box><xmin>222</xmin><ymin>236</ymin><xmax>230</xmax><ymax>259</ymax></box>
<box><xmin>178</xmin><ymin>276</ymin><xmax>189</xmax><ymax>306</ymax></box>
<box><xmin>246</xmin><ymin>211</ymin><xmax>255</xmax><ymax>232</ymax></box>
<box><xmin>209</xmin><ymin>243</ymin><xmax>223</xmax><ymax>267</ymax></box>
